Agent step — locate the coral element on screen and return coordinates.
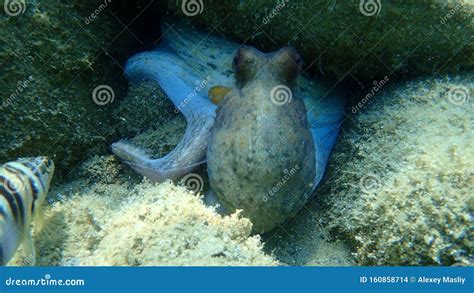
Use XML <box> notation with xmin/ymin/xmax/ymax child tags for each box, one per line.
<box><xmin>0</xmin><ymin>0</ymin><xmax>126</xmax><ymax>178</ymax></box>
<box><xmin>31</xmin><ymin>179</ymin><xmax>276</xmax><ymax>266</ymax></box>
<box><xmin>160</xmin><ymin>0</ymin><xmax>472</xmax><ymax>83</ymax></box>
<box><xmin>321</xmin><ymin>73</ymin><xmax>473</xmax><ymax>265</ymax></box>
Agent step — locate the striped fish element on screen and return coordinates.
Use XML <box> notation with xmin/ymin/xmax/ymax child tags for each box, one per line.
<box><xmin>0</xmin><ymin>156</ymin><xmax>54</xmax><ymax>266</ymax></box>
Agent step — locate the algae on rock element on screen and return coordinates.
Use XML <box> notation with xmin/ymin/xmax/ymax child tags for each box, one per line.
<box><xmin>0</xmin><ymin>0</ymin><xmax>125</xmax><ymax>178</ymax></box>
<box><xmin>322</xmin><ymin>74</ymin><xmax>473</xmax><ymax>265</ymax></box>
<box><xmin>161</xmin><ymin>0</ymin><xmax>472</xmax><ymax>83</ymax></box>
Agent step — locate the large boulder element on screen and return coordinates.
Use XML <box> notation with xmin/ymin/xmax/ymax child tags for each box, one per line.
<box><xmin>161</xmin><ymin>0</ymin><xmax>472</xmax><ymax>83</ymax></box>
<box><xmin>323</xmin><ymin>73</ymin><xmax>473</xmax><ymax>265</ymax></box>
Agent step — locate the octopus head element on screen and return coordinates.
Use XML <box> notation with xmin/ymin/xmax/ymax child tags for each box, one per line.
<box><xmin>232</xmin><ymin>46</ymin><xmax>302</xmax><ymax>87</ymax></box>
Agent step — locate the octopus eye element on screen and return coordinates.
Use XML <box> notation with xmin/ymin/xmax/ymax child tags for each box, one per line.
<box><xmin>233</xmin><ymin>47</ymin><xmax>250</xmax><ymax>69</ymax></box>
<box><xmin>233</xmin><ymin>54</ymin><xmax>241</xmax><ymax>68</ymax></box>
<box><xmin>294</xmin><ymin>54</ymin><xmax>302</xmax><ymax>65</ymax></box>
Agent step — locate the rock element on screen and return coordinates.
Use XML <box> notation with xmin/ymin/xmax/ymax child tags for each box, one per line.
<box><xmin>161</xmin><ymin>0</ymin><xmax>473</xmax><ymax>83</ymax></box>
<box><xmin>323</xmin><ymin>73</ymin><xmax>473</xmax><ymax>265</ymax></box>
<box><xmin>0</xmin><ymin>0</ymin><xmax>125</xmax><ymax>178</ymax></box>
<box><xmin>78</xmin><ymin>155</ymin><xmax>123</xmax><ymax>184</ymax></box>
<box><xmin>112</xmin><ymin>80</ymin><xmax>178</xmax><ymax>138</ymax></box>
<box><xmin>29</xmin><ymin>178</ymin><xmax>277</xmax><ymax>266</ymax></box>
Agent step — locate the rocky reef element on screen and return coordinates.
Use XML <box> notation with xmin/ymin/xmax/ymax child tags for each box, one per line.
<box><xmin>161</xmin><ymin>0</ymin><xmax>472</xmax><ymax>83</ymax></box>
<box><xmin>320</xmin><ymin>74</ymin><xmax>473</xmax><ymax>265</ymax></box>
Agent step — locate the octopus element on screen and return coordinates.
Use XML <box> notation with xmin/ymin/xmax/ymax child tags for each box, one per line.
<box><xmin>112</xmin><ymin>22</ymin><xmax>345</xmax><ymax>233</ymax></box>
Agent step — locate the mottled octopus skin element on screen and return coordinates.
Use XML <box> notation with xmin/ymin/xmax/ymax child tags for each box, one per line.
<box><xmin>208</xmin><ymin>47</ymin><xmax>316</xmax><ymax>233</ymax></box>
<box><xmin>112</xmin><ymin>22</ymin><xmax>345</xmax><ymax>234</ymax></box>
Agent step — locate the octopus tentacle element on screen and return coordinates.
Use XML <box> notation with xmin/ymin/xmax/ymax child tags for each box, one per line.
<box><xmin>112</xmin><ymin>50</ymin><xmax>217</xmax><ymax>182</ymax></box>
<box><xmin>112</xmin><ymin>22</ymin><xmax>345</xmax><ymax>192</ymax></box>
